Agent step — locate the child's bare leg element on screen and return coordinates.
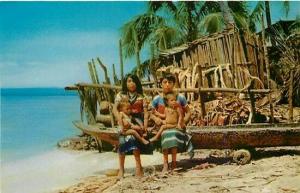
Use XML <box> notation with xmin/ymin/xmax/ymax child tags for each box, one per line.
<box><xmin>125</xmin><ymin>129</ymin><xmax>149</xmax><ymax>145</ymax></box>
<box><xmin>133</xmin><ymin>149</ymin><xmax>143</xmax><ymax>178</ymax></box>
<box><xmin>150</xmin><ymin>126</ymin><xmax>165</xmax><ymax>142</ymax></box>
<box><xmin>118</xmin><ymin>153</ymin><xmax>125</xmax><ymax>179</ymax></box>
<box><xmin>150</xmin><ymin>124</ymin><xmax>177</xmax><ymax>142</ymax></box>
<box><xmin>171</xmin><ymin>147</ymin><xmax>177</xmax><ymax>170</ymax></box>
<box><xmin>162</xmin><ymin>149</ymin><xmax>169</xmax><ymax>173</ymax></box>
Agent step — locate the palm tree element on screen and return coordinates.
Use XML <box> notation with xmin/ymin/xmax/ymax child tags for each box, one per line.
<box><xmin>120</xmin><ymin>1</ymin><xmax>250</xmax><ymax>77</ymax></box>
<box><xmin>249</xmin><ymin>1</ymin><xmax>290</xmax><ymax>33</ymax></box>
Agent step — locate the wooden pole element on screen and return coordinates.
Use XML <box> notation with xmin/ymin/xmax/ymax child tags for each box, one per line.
<box><xmin>69</xmin><ymin>83</ymin><xmax>270</xmax><ymax>94</ymax></box>
<box><xmin>288</xmin><ymin>69</ymin><xmax>294</xmax><ymax>122</ymax></box>
<box><xmin>150</xmin><ymin>44</ymin><xmax>158</xmax><ymax>88</ymax></box>
<box><xmin>96</xmin><ymin>58</ymin><xmax>115</xmax><ymax>127</ymax></box>
<box><xmin>261</xmin><ymin>14</ymin><xmax>274</xmax><ymax>123</ymax></box>
<box><xmin>198</xmin><ymin>65</ymin><xmax>206</xmax><ymax>118</ymax></box>
<box><xmin>112</xmin><ymin>63</ymin><xmax>119</xmax><ymax>85</ymax></box>
<box><xmin>119</xmin><ymin>39</ymin><xmax>124</xmax><ymax>81</ymax></box>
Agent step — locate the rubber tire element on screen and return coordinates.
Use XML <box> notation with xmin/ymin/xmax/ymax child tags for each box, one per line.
<box><xmin>233</xmin><ymin>149</ymin><xmax>251</xmax><ymax>165</ymax></box>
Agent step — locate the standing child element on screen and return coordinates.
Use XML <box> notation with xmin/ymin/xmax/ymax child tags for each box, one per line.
<box><xmin>150</xmin><ymin>92</ymin><xmax>184</xmax><ymax>142</ymax></box>
<box><xmin>118</xmin><ymin>100</ymin><xmax>149</xmax><ymax>145</ymax></box>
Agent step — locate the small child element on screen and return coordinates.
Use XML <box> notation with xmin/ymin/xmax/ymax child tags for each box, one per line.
<box><xmin>150</xmin><ymin>92</ymin><xmax>184</xmax><ymax>142</ymax></box>
<box><xmin>117</xmin><ymin>100</ymin><xmax>149</xmax><ymax>145</ymax></box>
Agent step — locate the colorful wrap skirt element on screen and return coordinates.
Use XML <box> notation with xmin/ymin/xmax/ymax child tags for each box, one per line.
<box><xmin>118</xmin><ymin>135</ymin><xmax>139</xmax><ymax>154</ymax></box>
<box><xmin>118</xmin><ymin>115</ymin><xmax>152</xmax><ymax>155</ymax></box>
<box><xmin>161</xmin><ymin>129</ymin><xmax>194</xmax><ymax>158</ymax></box>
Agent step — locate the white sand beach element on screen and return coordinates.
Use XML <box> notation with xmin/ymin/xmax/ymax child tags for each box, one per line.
<box><xmin>58</xmin><ymin>148</ymin><xmax>300</xmax><ymax>193</ymax></box>
<box><xmin>1</xmin><ymin>149</ymin><xmax>163</xmax><ymax>193</ymax></box>
<box><xmin>2</xmin><ymin>147</ymin><xmax>300</xmax><ymax>193</ymax></box>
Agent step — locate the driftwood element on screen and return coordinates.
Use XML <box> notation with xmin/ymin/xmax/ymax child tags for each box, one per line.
<box><xmin>96</xmin><ymin>114</ymin><xmax>113</xmax><ymax>127</ymax></box>
<box><xmin>99</xmin><ymin>101</ymin><xmax>110</xmax><ymax>114</ymax></box>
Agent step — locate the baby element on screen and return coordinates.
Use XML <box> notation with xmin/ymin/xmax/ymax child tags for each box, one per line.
<box><xmin>117</xmin><ymin>100</ymin><xmax>149</xmax><ymax>145</ymax></box>
<box><xmin>150</xmin><ymin>92</ymin><xmax>184</xmax><ymax>142</ymax></box>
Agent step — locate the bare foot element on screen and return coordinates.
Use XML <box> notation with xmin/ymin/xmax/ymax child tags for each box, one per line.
<box><xmin>171</xmin><ymin>161</ymin><xmax>177</xmax><ymax>170</ymax></box>
<box><xmin>135</xmin><ymin>168</ymin><xmax>144</xmax><ymax>178</ymax></box>
<box><xmin>149</xmin><ymin>136</ymin><xmax>158</xmax><ymax>142</ymax></box>
<box><xmin>117</xmin><ymin>169</ymin><xmax>124</xmax><ymax>179</ymax></box>
<box><xmin>162</xmin><ymin>163</ymin><xmax>168</xmax><ymax>173</ymax></box>
<box><xmin>142</xmin><ymin>138</ymin><xmax>149</xmax><ymax>145</ymax></box>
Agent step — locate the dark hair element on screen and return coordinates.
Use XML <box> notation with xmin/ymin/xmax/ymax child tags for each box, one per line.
<box><xmin>160</xmin><ymin>73</ymin><xmax>176</xmax><ymax>83</ymax></box>
<box><xmin>163</xmin><ymin>92</ymin><xmax>177</xmax><ymax>107</ymax></box>
<box><xmin>121</xmin><ymin>73</ymin><xmax>143</xmax><ymax>95</ymax></box>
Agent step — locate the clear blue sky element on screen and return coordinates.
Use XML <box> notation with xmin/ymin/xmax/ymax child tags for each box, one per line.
<box><xmin>0</xmin><ymin>1</ymin><xmax>299</xmax><ymax>88</ymax></box>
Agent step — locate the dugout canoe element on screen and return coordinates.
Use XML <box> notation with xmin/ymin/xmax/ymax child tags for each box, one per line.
<box><xmin>73</xmin><ymin>120</ymin><xmax>300</xmax><ymax>149</ymax></box>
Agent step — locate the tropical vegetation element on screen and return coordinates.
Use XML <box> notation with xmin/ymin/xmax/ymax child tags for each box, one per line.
<box><xmin>119</xmin><ymin>1</ymin><xmax>299</xmax><ymax>105</ymax></box>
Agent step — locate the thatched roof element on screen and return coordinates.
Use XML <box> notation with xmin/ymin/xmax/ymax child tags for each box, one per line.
<box><xmin>143</xmin><ymin>28</ymin><xmax>236</xmax><ymax>67</ymax></box>
<box><xmin>159</xmin><ymin>29</ymin><xmax>235</xmax><ymax>58</ymax></box>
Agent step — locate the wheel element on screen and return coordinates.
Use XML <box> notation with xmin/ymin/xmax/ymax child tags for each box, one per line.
<box><xmin>233</xmin><ymin>149</ymin><xmax>251</xmax><ymax>165</ymax></box>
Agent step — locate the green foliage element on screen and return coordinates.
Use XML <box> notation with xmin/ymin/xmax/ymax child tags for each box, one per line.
<box><xmin>120</xmin><ymin>1</ymin><xmax>292</xmax><ymax>80</ymax></box>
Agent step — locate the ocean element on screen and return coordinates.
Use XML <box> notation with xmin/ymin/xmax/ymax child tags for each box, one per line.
<box><xmin>1</xmin><ymin>88</ymin><xmax>163</xmax><ymax>193</ymax></box>
<box><xmin>1</xmin><ymin>88</ymin><xmax>81</xmax><ymax>163</ymax></box>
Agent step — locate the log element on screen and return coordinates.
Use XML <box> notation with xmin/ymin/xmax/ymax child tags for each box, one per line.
<box><xmin>96</xmin><ymin>114</ymin><xmax>114</xmax><ymax>127</ymax></box>
<box><xmin>99</xmin><ymin>101</ymin><xmax>110</xmax><ymax>114</ymax></box>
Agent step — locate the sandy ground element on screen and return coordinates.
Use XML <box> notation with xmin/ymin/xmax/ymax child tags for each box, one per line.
<box><xmin>58</xmin><ymin>147</ymin><xmax>300</xmax><ymax>193</ymax></box>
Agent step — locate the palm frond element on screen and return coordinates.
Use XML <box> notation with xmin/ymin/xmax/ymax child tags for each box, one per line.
<box><xmin>249</xmin><ymin>1</ymin><xmax>264</xmax><ymax>24</ymax></box>
<box><xmin>199</xmin><ymin>13</ymin><xmax>224</xmax><ymax>34</ymax></box>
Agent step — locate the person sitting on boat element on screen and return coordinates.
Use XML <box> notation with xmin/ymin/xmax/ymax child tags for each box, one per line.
<box><xmin>150</xmin><ymin>92</ymin><xmax>184</xmax><ymax>142</ymax></box>
<box><xmin>117</xmin><ymin>100</ymin><xmax>149</xmax><ymax>145</ymax></box>
<box><xmin>150</xmin><ymin>73</ymin><xmax>194</xmax><ymax>173</ymax></box>
<box><xmin>112</xmin><ymin>73</ymin><xmax>149</xmax><ymax>179</ymax></box>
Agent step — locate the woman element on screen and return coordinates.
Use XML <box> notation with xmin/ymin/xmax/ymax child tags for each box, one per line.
<box><xmin>151</xmin><ymin>73</ymin><xmax>193</xmax><ymax>173</ymax></box>
<box><xmin>112</xmin><ymin>73</ymin><xmax>148</xmax><ymax>179</ymax></box>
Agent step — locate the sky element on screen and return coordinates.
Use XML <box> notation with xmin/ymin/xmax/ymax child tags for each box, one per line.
<box><xmin>0</xmin><ymin>1</ymin><xmax>299</xmax><ymax>88</ymax></box>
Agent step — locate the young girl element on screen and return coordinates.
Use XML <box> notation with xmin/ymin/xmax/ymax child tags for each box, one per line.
<box><xmin>150</xmin><ymin>92</ymin><xmax>184</xmax><ymax>142</ymax></box>
<box><xmin>118</xmin><ymin>100</ymin><xmax>149</xmax><ymax>145</ymax></box>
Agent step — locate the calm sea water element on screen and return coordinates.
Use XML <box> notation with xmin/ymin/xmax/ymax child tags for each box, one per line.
<box><xmin>1</xmin><ymin>88</ymin><xmax>81</xmax><ymax>163</ymax></box>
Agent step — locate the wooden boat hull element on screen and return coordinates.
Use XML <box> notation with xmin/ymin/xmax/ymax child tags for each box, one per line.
<box><xmin>189</xmin><ymin>124</ymin><xmax>300</xmax><ymax>149</ymax></box>
<box><xmin>73</xmin><ymin>121</ymin><xmax>300</xmax><ymax>149</ymax></box>
<box><xmin>73</xmin><ymin>121</ymin><xmax>119</xmax><ymax>146</ymax></box>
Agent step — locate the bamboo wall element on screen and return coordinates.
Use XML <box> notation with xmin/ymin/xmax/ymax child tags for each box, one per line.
<box><xmin>159</xmin><ymin>29</ymin><xmax>266</xmax><ymax>101</ymax></box>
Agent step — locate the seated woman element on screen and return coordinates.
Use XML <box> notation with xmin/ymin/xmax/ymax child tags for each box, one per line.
<box><xmin>112</xmin><ymin>73</ymin><xmax>149</xmax><ymax>178</ymax></box>
<box><xmin>151</xmin><ymin>73</ymin><xmax>194</xmax><ymax>173</ymax></box>
<box><xmin>150</xmin><ymin>92</ymin><xmax>184</xmax><ymax>142</ymax></box>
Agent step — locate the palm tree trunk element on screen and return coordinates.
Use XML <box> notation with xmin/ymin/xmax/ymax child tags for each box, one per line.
<box><xmin>265</xmin><ymin>1</ymin><xmax>272</xmax><ymax>28</ymax></box>
<box><xmin>119</xmin><ymin>39</ymin><xmax>124</xmax><ymax>81</ymax></box>
<box><xmin>134</xmin><ymin>30</ymin><xmax>141</xmax><ymax>77</ymax></box>
<box><xmin>265</xmin><ymin>1</ymin><xmax>276</xmax><ymax>46</ymax></box>
<box><xmin>219</xmin><ymin>1</ymin><xmax>235</xmax><ymax>29</ymax></box>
